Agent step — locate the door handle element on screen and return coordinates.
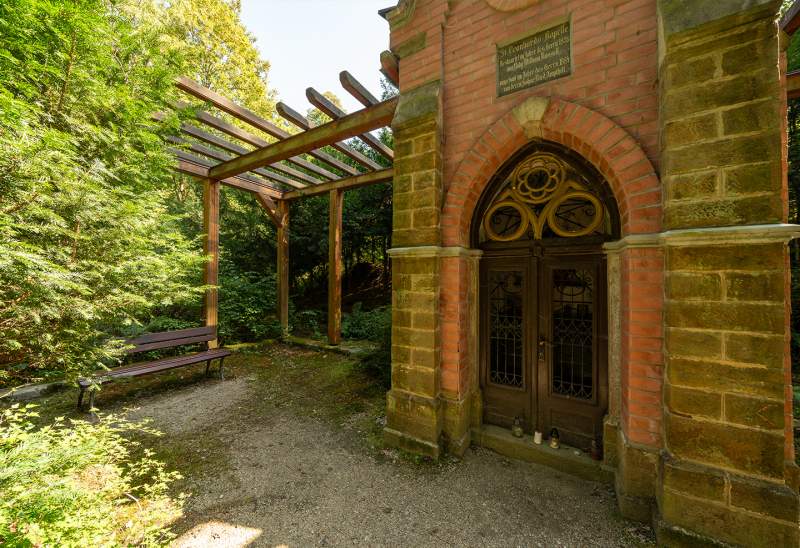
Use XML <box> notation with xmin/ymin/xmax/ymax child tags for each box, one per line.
<box><xmin>537</xmin><ymin>339</ymin><xmax>547</xmax><ymax>361</ymax></box>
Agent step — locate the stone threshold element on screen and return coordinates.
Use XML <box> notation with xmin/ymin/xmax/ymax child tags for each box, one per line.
<box><xmin>471</xmin><ymin>424</ymin><xmax>615</xmax><ymax>485</ymax></box>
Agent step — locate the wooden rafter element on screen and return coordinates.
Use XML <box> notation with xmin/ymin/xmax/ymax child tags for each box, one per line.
<box><xmin>276</xmin><ymin>101</ymin><xmax>382</xmax><ymax>170</ymax></box>
<box><xmin>282</xmin><ymin>168</ymin><xmax>394</xmax><ymax>200</ymax></box>
<box><xmin>168</xmin><ymin>136</ymin><xmax>307</xmax><ymax>190</ymax></box>
<box><xmin>187</xmin><ymin>107</ymin><xmax>339</xmax><ymax>181</ymax></box>
<box><xmin>339</xmin><ymin>71</ymin><xmax>379</xmax><ymax>107</ymax></box>
<box><xmin>173</xmin><ymin>152</ymin><xmax>282</xmax><ymax>198</ymax></box>
<box><xmin>176</xmin><ymin>121</ymin><xmax>324</xmax><ymax>186</ymax></box>
<box><xmin>176</xmin><ymin>77</ymin><xmax>359</xmax><ymax>177</ymax></box>
<box><xmin>306</xmin><ymin>87</ymin><xmax>393</xmax><ymax>160</ymax></box>
<box><xmin>209</xmin><ymin>97</ymin><xmax>398</xmax><ymax>180</ymax></box>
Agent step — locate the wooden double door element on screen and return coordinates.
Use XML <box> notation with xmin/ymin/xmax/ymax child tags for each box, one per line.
<box><xmin>479</xmin><ymin>244</ymin><xmax>608</xmax><ymax>450</ymax></box>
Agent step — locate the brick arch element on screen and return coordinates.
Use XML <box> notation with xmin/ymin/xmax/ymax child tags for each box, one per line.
<box><xmin>441</xmin><ymin>98</ymin><xmax>661</xmax><ymax>247</ymax></box>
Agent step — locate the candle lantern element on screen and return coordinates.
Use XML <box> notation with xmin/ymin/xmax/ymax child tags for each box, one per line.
<box><xmin>549</xmin><ymin>427</ymin><xmax>560</xmax><ymax>449</ymax></box>
<box><xmin>511</xmin><ymin>416</ymin><xmax>524</xmax><ymax>438</ymax></box>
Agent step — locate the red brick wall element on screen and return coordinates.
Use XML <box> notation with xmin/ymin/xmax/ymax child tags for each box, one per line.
<box><xmin>390</xmin><ymin>0</ymin><xmax>665</xmax><ymax>449</ymax></box>
<box><xmin>620</xmin><ymin>247</ymin><xmax>664</xmax><ymax>447</ymax></box>
<box><xmin>439</xmin><ymin>0</ymin><xmax>658</xmax><ymax>183</ymax></box>
<box><xmin>390</xmin><ymin>1</ymin><xmax>658</xmax><ymax>189</ymax></box>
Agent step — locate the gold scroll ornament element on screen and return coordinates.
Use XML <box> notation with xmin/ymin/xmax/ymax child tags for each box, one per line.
<box><xmin>483</xmin><ymin>152</ymin><xmax>604</xmax><ymax>241</ymax></box>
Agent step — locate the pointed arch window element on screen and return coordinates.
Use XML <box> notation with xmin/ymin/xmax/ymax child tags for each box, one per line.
<box><xmin>477</xmin><ymin>148</ymin><xmax>617</xmax><ymax>244</ymax></box>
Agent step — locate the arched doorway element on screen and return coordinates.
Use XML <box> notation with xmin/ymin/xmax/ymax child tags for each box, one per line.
<box><xmin>471</xmin><ymin>141</ymin><xmax>620</xmax><ymax>451</ymax></box>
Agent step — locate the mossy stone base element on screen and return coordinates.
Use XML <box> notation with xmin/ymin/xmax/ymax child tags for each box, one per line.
<box><xmin>471</xmin><ymin>425</ymin><xmax>614</xmax><ymax>484</ymax></box>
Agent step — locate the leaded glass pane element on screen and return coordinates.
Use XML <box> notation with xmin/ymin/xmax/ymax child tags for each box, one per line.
<box><xmin>488</xmin><ymin>270</ymin><xmax>524</xmax><ymax>387</ymax></box>
<box><xmin>551</xmin><ymin>268</ymin><xmax>594</xmax><ymax>399</ymax></box>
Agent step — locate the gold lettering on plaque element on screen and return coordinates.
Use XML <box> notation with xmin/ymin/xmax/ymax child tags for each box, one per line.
<box><xmin>497</xmin><ymin>20</ymin><xmax>571</xmax><ymax>96</ymax></box>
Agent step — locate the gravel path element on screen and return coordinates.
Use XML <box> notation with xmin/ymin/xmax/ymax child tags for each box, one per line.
<box><xmin>123</xmin><ymin>354</ymin><xmax>653</xmax><ymax>547</ymax></box>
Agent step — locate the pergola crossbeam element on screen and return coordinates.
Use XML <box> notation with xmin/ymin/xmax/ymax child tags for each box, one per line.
<box><xmin>306</xmin><ymin>87</ymin><xmax>393</xmax><ymax>160</ymax></box>
<box><xmin>189</xmin><ymin>108</ymin><xmax>340</xmax><ymax>181</ymax></box>
<box><xmin>276</xmin><ymin>101</ymin><xmax>382</xmax><ymax>170</ymax></box>
<box><xmin>173</xmin><ymin>151</ymin><xmax>282</xmax><ymax>198</ymax></box>
<box><xmin>177</xmin><ymin>77</ymin><xmax>360</xmax><ymax>177</ymax></box>
<box><xmin>282</xmin><ymin>168</ymin><xmax>394</xmax><ymax>200</ymax></box>
<box><xmin>176</xmin><ymin>122</ymin><xmax>325</xmax><ymax>187</ymax></box>
<box><xmin>168</xmin><ymin>136</ymin><xmax>307</xmax><ymax>190</ymax></box>
<box><xmin>209</xmin><ymin>97</ymin><xmax>398</xmax><ymax>180</ymax></box>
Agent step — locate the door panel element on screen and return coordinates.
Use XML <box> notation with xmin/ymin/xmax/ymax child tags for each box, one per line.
<box><xmin>480</xmin><ymin>257</ymin><xmax>535</xmax><ymax>431</ymax></box>
<box><xmin>538</xmin><ymin>256</ymin><xmax>608</xmax><ymax>450</ymax></box>
<box><xmin>479</xmin><ymin>248</ymin><xmax>608</xmax><ymax>450</ymax></box>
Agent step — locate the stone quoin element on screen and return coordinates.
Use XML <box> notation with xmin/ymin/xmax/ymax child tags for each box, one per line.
<box><xmin>380</xmin><ymin>0</ymin><xmax>800</xmax><ymax>545</ymax></box>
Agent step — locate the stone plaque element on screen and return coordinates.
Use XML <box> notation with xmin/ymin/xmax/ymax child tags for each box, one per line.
<box><xmin>497</xmin><ymin>20</ymin><xmax>571</xmax><ymax>97</ymax></box>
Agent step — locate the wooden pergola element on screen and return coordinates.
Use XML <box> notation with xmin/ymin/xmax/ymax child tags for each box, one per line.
<box><xmin>163</xmin><ymin>60</ymin><xmax>399</xmax><ymax>345</ymax></box>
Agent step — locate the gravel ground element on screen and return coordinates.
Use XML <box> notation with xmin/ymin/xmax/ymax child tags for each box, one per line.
<box><xmin>119</xmin><ymin>349</ymin><xmax>654</xmax><ymax>547</ymax></box>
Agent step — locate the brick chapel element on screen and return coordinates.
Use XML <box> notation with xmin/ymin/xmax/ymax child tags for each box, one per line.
<box><xmin>379</xmin><ymin>0</ymin><xmax>800</xmax><ymax>545</ymax></box>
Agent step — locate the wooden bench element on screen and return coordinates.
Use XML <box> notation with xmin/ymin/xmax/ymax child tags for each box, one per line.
<box><xmin>77</xmin><ymin>326</ymin><xmax>230</xmax><ymax>410</ymax></box>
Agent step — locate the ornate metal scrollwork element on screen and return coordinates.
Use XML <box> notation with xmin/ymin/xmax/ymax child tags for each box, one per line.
<box><xmin>482</xmin><ymin>152</ymin><xmax>607</xmax><ymax>242</ymax></box>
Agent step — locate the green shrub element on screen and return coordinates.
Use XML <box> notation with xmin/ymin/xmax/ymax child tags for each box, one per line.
<box><xmin>342</xmin><ymin>303</ymin><xmax>391</xmax><ymax>342</ymax></box>
<box><xmin>292</xmin><ymin>309</ymin><xmax>323</xmax><ymax>339</ymax></box>
<box><xmin>218</xmin><ymin>268</ymin><xmax>281</xmax><ymax>343</ymax></box>
<box><xmin>352</xmin><ymin>306</ymin><xmax>392</xmax><ymax>388</ymax></box>
<box><xmin>0</xmin><ymin>404</ymin><xmax>182</xmax><ymax>546</ymax></box>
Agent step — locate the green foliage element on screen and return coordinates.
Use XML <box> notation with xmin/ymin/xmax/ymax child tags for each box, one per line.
<box><xmin>292</xmin><ymin>310</ymin><xmax>324</xmax><ymax>339</ymax></box>
<box><xmin>217</xmin><ymin>262</ymin><xmax>282</xmax><ymax>342</ymax></box>
<box><xmin>0</xmin><ymin>404</ymin><xmax>182</xmax><ymax>546</ymax></box>
<box><xmin>342</xmin><ymin>303</ymin><xmax>392</xmax><ymax>387</ymax></box>
<box><xmin>0</xmin><ymin>0</ymin><xmax>206</xmax><ymax>386</ymax></box>
<box><xmin>342</xmin><ymin>303</ymin><xmax>391</xmax><ymax>342</ymax></box>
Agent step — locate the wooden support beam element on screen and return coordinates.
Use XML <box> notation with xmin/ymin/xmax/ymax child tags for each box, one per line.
<box><xmin>276</xmin><ymin>200</ymin><xmax>290</xmax><ymax>338</ymax></box>
<box><xmin>339</xmin><ymin>70</ymin><xmax>379</xmax><ymax>107</ymax></box>
<box><xmin>177</xmin><ymin>121</ymin><xmax>324</xmax><ymax>186</ymax></box>
<box><xmin>173</xmin><ymin>150</ymin><xmax>283</xmax><ymax>197</ymax></box>
<box><xmin>169</xmin><ymin>136</ymin><xmax>307</xmax><ymax>190</ymax></box>
<box><xmin>380</xmin><ymin>50</ymin><xmax>399</xmax><ymax>87</ymax></box>
<box><xmin>276</xmin><ymin>101</ymin><xmax>382</xmax><ymax>170</ymax></box>
<box><xmin>282</xmin><ymin>168</ymin><xmax>393</xmax><ymax>200</ymax></box>
<box><xmin>254</xmin><ymin>191</ymin><xmax>282</xmax><ymax>227</ymax></box>
<box><xmin>328</xmin><ymin>189</ymin><xmax>343</xmax><ymax>346</ymax></box>
<box><xmin>188</xmin><ymin>107</ymin><xmax>340</xmax><ymax>181</ymax></box>
<box><xmin>203</xmin><ymin>178</ymin><xmax>220</xmax><ymax>348</ymax></box>
<box><xmin>306</xmin><ymin>87</ymin><xmax>393</xmax><ymax>160</ymax></box>
<box><xmin>209</xmin><ymin>97</ymin><xmax>397</xmax><ymax>180</ymax></box>
<box><xmin>176</xmin><ymin>77</ymin><xmax>360</xmax><ymax>176</ymax></box>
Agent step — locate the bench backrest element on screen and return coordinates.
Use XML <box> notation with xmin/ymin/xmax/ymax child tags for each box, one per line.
<box><xmin>126</xmin><ymin>326</ymin><xmax>216</xmax><ymax>354</ymax></box>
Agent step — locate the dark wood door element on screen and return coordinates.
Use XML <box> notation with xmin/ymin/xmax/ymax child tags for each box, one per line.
<box><xmin>480</xmin><ymin>247</ymin><xmax>608</xmax><ymax>450</ymax></box>
<box><xmin>479</xmin><ymin>255</ymin><xmax>536</xmax><ymax>430</ymax></box>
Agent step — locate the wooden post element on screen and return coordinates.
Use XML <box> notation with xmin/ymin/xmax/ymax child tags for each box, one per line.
<box><xmin>202</xmin><ymin>178</ymin><xmax>220</xmax><ymax>348</ymax></box>
<box><xmin>328</xmin><ymin>189</ymin><xmax>343</xmax><ymax>345</ymax></box>
<box><xmin>277</xmin><ymin>200</ymin><xmax>290</xmax><ymax>339</ymax></box>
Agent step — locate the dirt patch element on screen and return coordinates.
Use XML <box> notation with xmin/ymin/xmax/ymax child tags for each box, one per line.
<box><xmin>14</xmin><ymin>343</ymin><xmax>654</xmax><ymax>546</ymax></box>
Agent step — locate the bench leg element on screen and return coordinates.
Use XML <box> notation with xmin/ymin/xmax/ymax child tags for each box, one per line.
<box><xmin>77</xmin><ymin>387</ymin><xmax>85</xmax><ymax>410</ymax></box>
<box><xmin>218</xmin><ymin>357</ymin><xmax>226</xmax><ymax>380</ymax></box>
<box><xmin>88</xmin><ymin>389</ymin><xmax>96</xmax><ymax>412</ymax></box>
<box><xmin>205</xmin><ymin>360</ymin><xmax>212</xmax><ymax>377</ymax></box>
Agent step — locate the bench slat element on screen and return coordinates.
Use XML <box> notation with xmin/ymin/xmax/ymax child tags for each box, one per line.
<box><xmin>127</xmin><ymin>326</ymin><xmax>215</xmax><ymax>346</ymax></box>
<box><xmin>79</xmin><ymin>349</ymin><xmax>230</xmax><ymax>387</ymax></box>
<box><xmin>130</xmin><ymin>333</ymin><xmax>217</xmax><ymax>354</ymax></box>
